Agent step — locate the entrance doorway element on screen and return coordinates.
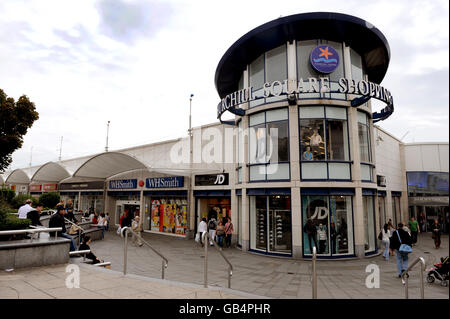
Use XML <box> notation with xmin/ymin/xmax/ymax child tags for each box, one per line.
<box><xmin>115</xmin><ymin>200</ymin><xmax>140</xmax><ymax>226</ymax></box>
<box><xmin>196</xmin><ymin>197</ymin><xmax>231</xmax><ymax>229</ymax></box>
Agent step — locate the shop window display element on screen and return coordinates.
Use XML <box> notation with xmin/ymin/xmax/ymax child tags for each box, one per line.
<box><xmin>299</xmin><ymin>106</ymin><xmax>350</xmax><ymax>180</ymax></box>
<box><xmin>150</xmin><ymin>199</ymin><xmax>188</xmax><ymax>236</ymax></box>
<box><xmin>250</xmin><ymin>195</ymin><xmax>292</xmax><ymax>254</ymax></box>
<box><xmin>302</xmin><ymin>195</ymin><xmax>354</xmax><ymax>256</ymax></box>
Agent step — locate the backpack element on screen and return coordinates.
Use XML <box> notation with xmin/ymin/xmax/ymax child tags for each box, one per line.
<box><xmin>378</xmin><ymin>231</ymin><xmax>383</xmax><ymax>241</ymax></box>
<box><xmin>208</xmin><ymin>220</ymin><xmax>216</xmax><ymax>230</ymax></box>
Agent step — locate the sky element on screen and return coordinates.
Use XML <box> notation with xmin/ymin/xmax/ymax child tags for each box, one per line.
<box><xmin>1</xmin><ymin>0</ymin><xmax>448</xmax><ymax>171</ymax></box>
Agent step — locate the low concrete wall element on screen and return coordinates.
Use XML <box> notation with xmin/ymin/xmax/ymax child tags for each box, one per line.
<box><xmin>0</xmin><ymin>238</ymin><xmax>70</xmax><ymax>269</ymax></box>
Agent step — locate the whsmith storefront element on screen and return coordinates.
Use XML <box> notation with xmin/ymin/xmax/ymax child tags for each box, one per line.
<box><xmin>215</xmin><ymin>12</ymin><xmax>396</xmax><ymax>259</ymax></box>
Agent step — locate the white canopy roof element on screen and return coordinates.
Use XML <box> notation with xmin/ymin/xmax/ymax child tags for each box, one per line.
<box><xmin>5</xmin><ymin>169</ymin><xmax>31</xmax><ymax>184</ymax></box>
<box><xmin>73</xmin><ymin>152</ymin><xmax>149</xmax><ymax>179</ymax></box>
<box><xmin>31</xmin><ymin>162</ymin><xmax>71</xmax><ymax>183</ymax></box>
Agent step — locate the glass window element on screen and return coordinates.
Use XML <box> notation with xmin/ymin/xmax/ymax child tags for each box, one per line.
<box><xmin>302</xmin><ymin>194</ymin><xmax>354</xmax><ymax>256</ymax></box>
<box><xmin>363</xmin><ymin>196</ymin><xmax>376</xmax><ymax>252</ymax></box>
<box><xmin>302</xmin><ymin>195</ymin><xmax>329</xmax><ymax>255</ymax></box>
<box><xmin>351</xmin><ymin>48</ymin><xmax>364</xmax><ymax>83</ymax></box>
<box><xmin>407</xmin><ymin>172</ymin><xmax>449</xmax><ymax>196</ymax></box>
<box><xmin>326</xmin><ymin>120</ymin><xmax>349</xmax><ymax>161</ymax></box>
<box><xmin>299</xmin><ymin>106</ymin><xmax>324</xmax><ymax>119</ymax></box>
<box><xmin>330</xmin><ymin>195</ymin><xmax>354</xmax><ymax>255</ymax></box>
<box><xmin>267</xmin><ymin>121</ymin><xmax>289</xmax><ymax>162</ymax></box>
<box><xmin>358</xmin><ymin>111</ymin><xmax>371</xmax><ymax>163</ymax></box>
<box><xmin>301</xmin><ymin>162</ymin><xmax>328</xmax><ymax>179</ymax></box>
<box><xmin>249</xmin><ymin>54</ymin><xmax>264</xmax><ymax>89</ymax></box>
<box><xmin>249</xmin><ymin>109</ymin><xmax>290</xmax><ymax>181</ymax></box>
<box><xmin>299</xmin><ymin>119</ymin><xmax>325</xmax><ymax>161</ymax></box>
<box><xmin>266</xmin><ymin>45</ymin><xmax>287</xmax><ymax>83</ymax></box>
<box><xmin>250</xmin><ymin>195</ymin><xmax>292</xmax><ymax>254</ymax></box>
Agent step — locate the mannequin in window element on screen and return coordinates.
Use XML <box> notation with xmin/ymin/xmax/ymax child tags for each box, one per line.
<box><xmin>317</xmin><ymin>223</ymin><xmax>328</xmax><ymax>254</ymax></box>
<box><xmin>310</xmin><ymin>128</ymin><xmax>323</xmax><ymax>147</ymax></box>
<box><xmin>302</xmin><ymin>146</ymin><xmax>313</xmax><ymax>161</ymax></box>
<box><xmin>309</xmin><ymin>128</ymin><xmax>323</xmax><ymax>159</ymax></box>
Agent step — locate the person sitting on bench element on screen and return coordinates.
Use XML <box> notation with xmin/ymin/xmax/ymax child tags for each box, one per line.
<box><xmin>79</xmin><ymin>235</ymin><xmax>103</xmax><ymax>264</ymax></box>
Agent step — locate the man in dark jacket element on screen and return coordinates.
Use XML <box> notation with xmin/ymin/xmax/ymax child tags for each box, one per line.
<box><xmin>390</xmin><ymin>223</ymin><xmax>413</xmax><ymax>278</ymax></box>
<box><xmin>27</xmin><ymin>203</ymin><xmax>44</xmax><ymax>226</ymax></box>
<box><xmin>49</xmin><ymin>205</ymin><xmax>77</xmax><ymax>251</ymax></box>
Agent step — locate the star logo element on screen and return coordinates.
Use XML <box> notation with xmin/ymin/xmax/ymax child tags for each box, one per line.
<box><xmin>319</xmin><ymin>46</ymin><xmax>333</xmax><ymax>60</ymax></box>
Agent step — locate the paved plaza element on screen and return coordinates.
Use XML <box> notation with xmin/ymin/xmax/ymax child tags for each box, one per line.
<box><xmin>0</xmin><ymin>230</ymin><xmax>448</xmax><ymax>299</ymax></box>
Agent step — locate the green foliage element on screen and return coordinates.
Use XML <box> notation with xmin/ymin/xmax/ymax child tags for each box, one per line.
<box><xmin>39</xmin><ymin>192</ymin><xmax>60</xmax><ymax>209</ymax></box>
<box><xmin>10</xmin><ymin>194</ymin><xmax>37</xmax><ymax>209</ymax></box>
<box><xmin>0</xmin><ymin>201</ymin><xmax>22</xmax><ymax>229</ymax></box>
<box><xmin>0</xmin><ymin>214</ymin><xmax>31</xmax><ymax>231</ymax></box>
<box><xmin>0</xmin><ymin>187</ymin><xmax>15</xmax><ymax>204</ymax></box>
<box><xmin>0</xmin><ymin>88</ymin><xmax>39</xmax><ymax>172</ymax></box>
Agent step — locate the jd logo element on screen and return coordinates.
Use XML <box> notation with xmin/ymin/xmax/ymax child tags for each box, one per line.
<box><xmin>65</xmin><ymin>264</ymin><xmax>80</xmax><ymax>289</ymax></box>
<box><xmin>365</xmin><ymin>264</ymin><xmax>380</xmax><ymax>289</ymax></box>
<box><xmin>310</xmin><ymin>207</ymin><xmax>328</xmax><ymax>220</ymax></box>
<box><xmin>214</xmin><ymin>174</ymin><xmax>226</xmax><ymax>185</ymax></box>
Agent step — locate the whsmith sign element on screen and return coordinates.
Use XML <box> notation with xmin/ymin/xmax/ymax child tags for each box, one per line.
<box><xmin>146</xmin><ymin>177</ymin><xmax>184</xmax><ymax>189</ymax></box>
<box><xmin>217</xmin><ymin>77</ymin><xmax>394</xmax><ymax>120</ymax></box>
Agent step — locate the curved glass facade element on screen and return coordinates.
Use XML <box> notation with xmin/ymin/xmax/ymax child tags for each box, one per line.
<box><xmin>234</xmin><ymin>37</ymin><xmax>380</xmax><ymax>259</ymax></box>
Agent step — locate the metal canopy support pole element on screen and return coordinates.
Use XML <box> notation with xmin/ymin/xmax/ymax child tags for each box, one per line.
<box><xmin>312</xmin><ymin>246</ymin><xmax>317</xmax><ymax>299</ymax></box>
<box><xmin>123</xmin><ymin>228</ymin><xmax>128</xmax><ymax>275</ymax></box>
<box><xmin>203</xmin><ymin>232</ymin><xmax>208</xmax><ymax>288</ymax></box>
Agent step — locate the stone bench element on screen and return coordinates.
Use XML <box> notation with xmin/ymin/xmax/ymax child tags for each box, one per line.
<box><xmin>70</xmin><ymin>227</ymin><xmax>103</xmax><ymax>242</ymax></box>
<box><xmin>0</xmin><ymin>237</ymin><xmax>70</xmax><ymax>269</ymax></box>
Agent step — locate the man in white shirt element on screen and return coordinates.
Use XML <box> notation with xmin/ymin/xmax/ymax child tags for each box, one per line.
<box><xmin>18</xmin><ymin>199</ymin><xmax>34</xmax><ymax>219</ymax></box>
<box><xmin>197</xmin><ymin>218</ymin><xmax>208</xmax><ymax>247</ymax></box>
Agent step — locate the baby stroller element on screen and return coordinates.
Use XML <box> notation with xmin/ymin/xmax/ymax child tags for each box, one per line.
<box><xmin>426</xmin><ymin>256</ymin><xmax>449</xmax><ymax>287</ymax></box>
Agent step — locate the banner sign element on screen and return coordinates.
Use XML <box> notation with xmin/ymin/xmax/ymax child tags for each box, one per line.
<box><xmin>146</xmin><ymin>177</ymin><xmax>184</xmax><ymax>189</ymax></box>
<box><xmin>30</xmin><ymin>184</ymin><xmax>42</xmax><ymax>192</ymax></box>
<box><xmin>195</xmin><ymin>173</ymin><xmax>229</xmax><ymax>186</ymax></box>
<box><xmin>109</xmin><ymin>179</ymin><xmax>137</xmax><ymax>189</ymax></box>
<box><xmin>43</xmin><ymin>184</ymin><xmax>58</xmax><ymax>191</ymax></box>
<box><xmin>60</xmin><ymin>181</ymin><xmax>105</xmax><ymax>190</ymax></box>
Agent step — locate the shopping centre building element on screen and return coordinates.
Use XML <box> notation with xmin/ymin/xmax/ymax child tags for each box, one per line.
<box><xmin>1</xmin><ymin>12</ymin><xmax>448</xmax><ymax>259</ymax></box>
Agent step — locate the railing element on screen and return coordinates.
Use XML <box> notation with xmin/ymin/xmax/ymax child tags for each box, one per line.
<box><xmin>121</xmin><ymin>227</ymin><xmax>168</xmax><ymax>279</ymax></box>
<box><xmin>69</xmin><ymin>250</ymin><xmax>91</xmax><ymax>262</ymax></box>
<box><xmin>64</xmin><ymin>218</ymin><xmax>84</xmax><ymax>246</ymax></box>
<box><xmin>201</xmin><ymin>231</ymin><xmax>233</xmax><ymax>289</ymax></box>
<box><xmin>0</xmin><ymin>227</ymin><xmax>62</xmax><ymax>242</ymax></box>
<box><xmin>93</xmin><ymin>262</ymin><xmax>111</xmax><ymax>267</ymax></box>
<box><xmin>401</xmin><ymin>256</ymin><xmax>426</xmax><ymax>299</ymax></box>
<box><xmin>312</xmin><ymin>246</ymin><xmax>317</xmax><ymax>299</ymax></box>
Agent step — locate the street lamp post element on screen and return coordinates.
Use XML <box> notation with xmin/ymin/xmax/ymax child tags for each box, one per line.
<box><xmin>188</xmin><ymin>94</ymin><xmax>194</xmax><ymax>239</ymax></box>
<box><xmin>105</xmin><ymin>121</ymin><xmax>110</xmax><ymax>152</ymax></box>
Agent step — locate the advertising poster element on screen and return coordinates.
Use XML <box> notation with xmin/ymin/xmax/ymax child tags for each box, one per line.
<box><xmin>151</xmin><ymin>200</ymin><xmax>161</xmax><ymax>232</ymax></box>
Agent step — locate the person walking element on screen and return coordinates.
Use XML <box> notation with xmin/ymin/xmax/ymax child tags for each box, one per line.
<box><xmin>215</xmin><ymin>220</ymin><xmax>225</xmax><ymax>248</ymax></box>
<box><xmin>389</xmin><ymin>222</ymin><xmax>413</xmax><ymax>278</ymax></box>
<box><xmin>408</xmin><ymin>216</ymin><xmax>420</xmax><ymax>245</ymax></box>
<box><xmin>304</xmin><ymin>218</ymin><xmax>318</xmax><ymax>254</ymax></box>
<box><xmin>208</xmin><ymin>217</ymin><xmax>217</xmax><ymax>246</ymax></box>
<box><xmin>197</xmin><ymin>217</ymin><xmax>208</xmax><ymax>247</ymax></box>
<box><xmin>224</xmin><ymin>217</ymin><xmax>234</xmax><ymax>248</ymax></box>
<box><xmin>381</xmin><ymin>223</ymin><xmax>391</xmax><ymax>260</ymax></box>
<box><xmin>66</xmin><ymin>199</ymin><xmax>76</xmax><ymax>223</ymax></box>
<box><xmin>431</xmin><ymin>219</ymin><xmax>442</xmax><ymax>249</ymax></box>
<box><xmin>97</xmin><ymin>213</ymin><xmax>107</xmax><ymax>240</ymax></box>
<box><xmin>131</xmin><ymin>216</ymin><xmax>143</xmax><ymax>246</ymax></box>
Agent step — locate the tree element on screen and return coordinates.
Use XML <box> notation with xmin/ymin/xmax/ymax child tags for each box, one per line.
<box><xmin>0</xmin><ymin>88</ymin><xmax>39</xmax><ymax>172</ymax></box>
<box><xmin>39</xmin><ymin>191</ymin><xmax>60</xmax><ymax>209</ymax></box>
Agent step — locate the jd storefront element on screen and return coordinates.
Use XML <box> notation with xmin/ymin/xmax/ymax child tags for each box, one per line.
<box><xmin>143</xmin><ymin>177</ymin><xmax>189</xmax><ymax>237</ymax></box>
<box><xmin>194</xmin><ymin>173</ymin><xmax>232</xmax><ymax>231</ymax></box>
<box><xmin>301</xmin><ymin>188</ymin><xmax>355</xmax><ymax>258</ymax></box>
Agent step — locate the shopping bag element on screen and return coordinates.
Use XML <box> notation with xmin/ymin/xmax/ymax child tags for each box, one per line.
<box><xmin>195</xmin><ymin>232</ymin><xmax>200</xmax><ymax>243</ymax></box>
<box><xmin>116</xmin><ymin>227</ymin><xmax>122</xmax><ymax>235</ymax></box>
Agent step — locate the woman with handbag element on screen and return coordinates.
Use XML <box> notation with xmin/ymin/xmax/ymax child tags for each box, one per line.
<box><xmin>389</xmin><ymin>222</ymin><xmax>413</xmax><ymax>278</ymax></box>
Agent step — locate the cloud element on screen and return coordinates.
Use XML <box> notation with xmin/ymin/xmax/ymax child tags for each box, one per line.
<box><xmin>96</xmin><ymin>0</ymin><xmax>174</xmax><ymax>44</ymax></box>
